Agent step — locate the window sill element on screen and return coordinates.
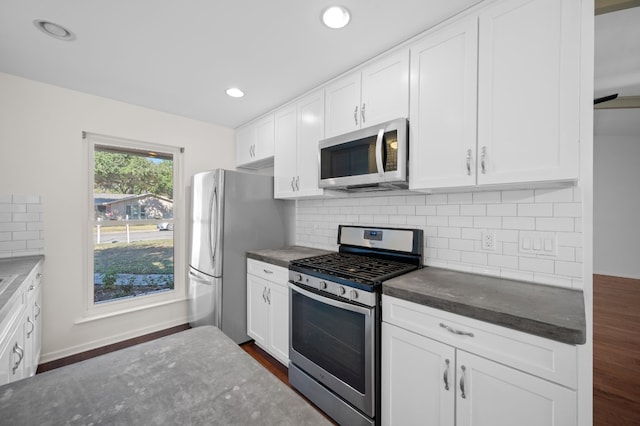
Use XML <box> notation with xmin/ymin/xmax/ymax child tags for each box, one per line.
<box><xmin>76</xmin><ymin>294</ymin><xmax>188</xmax><ymax>325</ymax></box>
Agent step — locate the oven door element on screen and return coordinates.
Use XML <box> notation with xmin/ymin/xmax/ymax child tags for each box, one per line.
<box><xmin>289</xmin><ymin>282</ymin><xmax>377</xmax><ymax>417</ymax></box>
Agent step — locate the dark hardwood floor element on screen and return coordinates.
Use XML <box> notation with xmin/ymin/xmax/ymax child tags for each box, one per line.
<box><xmin>239</xmin><ymin>341</ymin><xmax>338</xmax><ymax>425</ymax></box>
<box><xmin>593</xmin><ymin>274</ymin><xmax>640</xmax><ymax>426</ymax></box>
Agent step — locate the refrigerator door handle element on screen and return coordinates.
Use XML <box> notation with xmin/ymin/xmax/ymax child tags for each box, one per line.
<box><xmin>209</xmin><ymin>185</ymin><xmax>217</xmax><ymax>270</ymax></box>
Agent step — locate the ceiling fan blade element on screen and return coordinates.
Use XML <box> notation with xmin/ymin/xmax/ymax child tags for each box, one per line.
<box><xmin>594</xmin><ymin>93</ymin><xmax>619</xmax><ymax>105</ymax></box>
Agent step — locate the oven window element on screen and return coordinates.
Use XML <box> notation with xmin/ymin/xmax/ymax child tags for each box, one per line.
<box><xmin>291</xmin><ymin>290</ymin><xmax>367</xmax><ymax>393</ymax></box>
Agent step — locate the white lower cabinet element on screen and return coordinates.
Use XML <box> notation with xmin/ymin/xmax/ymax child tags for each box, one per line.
<box><xmin>0</xmin><ymin>259</ymin><xmax>43</xmax><ymax>385</ymax></box>
<box><xmin>382</xmin><ymin>296</ymin><xmax>577</xmax><ymax>426</ymax></box>
<box><xmin>246</xmin><ymin>259</ymin><xmax>289</xmax><ymax>365</ymax></box>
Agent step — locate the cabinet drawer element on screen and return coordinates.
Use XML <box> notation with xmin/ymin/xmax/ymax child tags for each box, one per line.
<box><xmin>247</xmin><ymin>259</ymin><xmax>288</xmax><ymax>286</ymax></box>
<box><xmin>382</xmin><ymin>295</ymin><xmax>577</xmax><ymax>389</ymax></box>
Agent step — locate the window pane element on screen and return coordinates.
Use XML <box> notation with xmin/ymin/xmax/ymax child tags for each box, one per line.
<box><xmin>93</xmin><ymin>146</ymin><xmax>175</xmax><ymax>303</ymax></box>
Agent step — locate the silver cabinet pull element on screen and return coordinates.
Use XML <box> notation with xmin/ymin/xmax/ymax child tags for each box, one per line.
<box><xmin>262</xmin><ymin>287</ymin><xmax>267</xmax><ymax>303</ymax></box>
<box><xmin>37</xmin><ymin>273</ymin><xmax>42</xmax><ymax>279</ymax></box>
<box><xmin>354</xmin><ymin>105</ymin><xmax>359</xmax><ymax>126</ymax></box>
<box><xmin>439</xmin><ymin>323</ymin><xmax>474</xmax><ymax>337</ymax></box>
<box><xmin>290</xmin><ymin>176</ymin><xmax>296</xmax><ymax>191</ymax></box>
<box><xmin>35</xmin><ymin>302</ymin><xmax>41</xmax><ymax>319</ymax></box>
<box><xmin>480</xmin><ymin>146</ymin><xmax>486</xmax><ymax>174</ymax></box>
<box><xmin>444</xmin><ymin>359</ymin><xmax>450</xmax><ymax>391</ymax></box>
<box><xmin>29</xmin><ymin>284</ymin><xmax>35</xmax><ymax>291</ymax></box>
<box><xmin>466</xmin><ymin>149</ymin><xmax>472</xmax><ymax>175</ymax></box>
<box><xmin>26</xmin><ymin>316</ymin><xmax>34</xmax><ymax>338</ymax></box>
<box><xmin>460</xmin><ymin>365</ymin><xmax>467</xmax><ymax>399</ymax></box>
<box><xmin>12</xmin><ymin>343</ymin><xmax>24</xmax><ymax>374</ymax></box>
<box><xmin>266</xmin><ymin>288</ymin><xmax>271</xmax><ymax>305</ymax></box>
<box><xmin>263</xmin><ymin>269</ymin><xmax>273</xmax><ymax>274</ymax></box>
<box><xmin>295</xmin><ymin>176</ymin><xmax>300</xmax><ymax>191</ymax></box>
<box><xmin>361</xmin><ymin>103</ymin><xmax>366</xmax><ymax>123</ymax></box>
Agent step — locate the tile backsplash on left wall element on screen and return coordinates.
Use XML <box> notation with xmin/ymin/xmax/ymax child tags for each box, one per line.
<box><xmin>0</xmin><ymin>194</ymin><xmax>44</xmax><ymax>258</ymax></box>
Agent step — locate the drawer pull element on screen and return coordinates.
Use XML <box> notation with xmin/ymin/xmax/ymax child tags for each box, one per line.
<box><xmin>263</xmin><ymin>269</ymin><xmax>273</xmax><ymax>274</ymax></box>
<box><xmin>26</xmin><ymin>317</ymin><xmax>35</xmax><ymax>338</ymax></box>
<box><xmin>35</xmin><ymin>302</ymin><xmax>41</xmax><ymax>319</ymax></box>
<box><xmin>443</xmin><ymin>359</ymin><xmax>450</xmax><ymax>391</ymax></box>
<box><xmin>12</xmin><ymin>343</ymin><xmax>24</xmax><ymax>374</ymax></box>
<box><xmin>440</xmin><ymin>323</ymin><xmax>474</xmax><ymax>338</ymax></box>
<box><xmin>460</xmin><ymin>365</ymin><xmax>467</xmax><ymax>399</ymax></box>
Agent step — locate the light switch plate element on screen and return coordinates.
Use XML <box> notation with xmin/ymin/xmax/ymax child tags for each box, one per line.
<box><xmin>519</xmin><ymin>231</ymin><xmax>557</xmax><ymax>256</ymax></box>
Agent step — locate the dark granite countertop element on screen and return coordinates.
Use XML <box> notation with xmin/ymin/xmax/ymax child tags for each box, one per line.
<box><xmin>383</xmin><ymin>267</ymin><xmax>586</xmax><ymax>345</ymax></box>
<box><xmin>0</xmin><ymin>326</ymin><xmax>332</xmax><ymax>425</ymax></box>
<box><xmin>247</xmin><ymin>246</ymin><xmax>333</xmax><ymax>268</ymax></box>
<box><xmin>0</xmin><ymin>255</ymin><xmax>44</xmax><ymax>323</ymax></box>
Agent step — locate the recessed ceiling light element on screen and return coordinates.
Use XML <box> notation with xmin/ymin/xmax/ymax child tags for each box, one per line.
<box><xmin>322</xmin><ymin>6</ymin><xmax>351</xmax><ymax>29</ymax></box>
<box><xmin>33</xmin><ymin>20</ymin><xmax>76</xmax><ymax>41</ymax></box>
<box><xmin>226</xmin><ymin>88</ymin><xmax>245</xmax><ymax>98</ymax></box>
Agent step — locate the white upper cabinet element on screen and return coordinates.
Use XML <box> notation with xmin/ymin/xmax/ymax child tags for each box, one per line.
<box><xmin>236</xmin><ymin>113</ymin><xmax>275</xmax><ymax>169</ymax></box>
<box><xmin>476</xmin><ymin>0</ymin><xmax>580</xmax><ymax>185</ymax></box>
<box><xmin>274</xmin><ymin>89</ymin><xmax>325</xmax><ymax>199</ymax></box>
<box><xmin>410</xmin><ymin>0</ymin><xmax>581</xmax><ymax>191</ymax></box>
<box><xmin>410</xmin><ymin>17</ymin><xmax>479</xmax><ymax>190</ymax></box>
<box><xmin>325</xmin><ymin>50</ymin><xmax>409</xmax><ymax>138</ymax></box>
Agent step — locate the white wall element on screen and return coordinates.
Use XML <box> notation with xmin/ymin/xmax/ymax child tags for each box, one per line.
<box><xmin>594</xmin><ymin>108</ymin><xmax>640</xmax><ymax>279</ymax></box>
<box><xmin>0</xmin><ymin>72</ymin><xmax>235</xmax><ymax>362</ymax></box>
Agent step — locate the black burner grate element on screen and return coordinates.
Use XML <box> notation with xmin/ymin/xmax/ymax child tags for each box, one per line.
<box><xmin>291</xmin><ymin>253</ymin><xmax>417</xmax><ymax>285</ymax></box>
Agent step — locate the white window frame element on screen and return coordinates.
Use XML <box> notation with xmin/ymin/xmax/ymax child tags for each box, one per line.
<box><xmin>83</xmin><ymin>132</ymin><xmax>185</xmax><ymax>320</ymax></box>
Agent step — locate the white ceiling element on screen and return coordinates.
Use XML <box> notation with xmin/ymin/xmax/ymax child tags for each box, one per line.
<box><xmin>594</xmin><ymin>6</ymin><xmax>640</xmax><ymax>99</ymax></box>
<box><xmin>0</xmin><ymin>0</ymin><xmax>481</xmax><ymax>128</ymax></box>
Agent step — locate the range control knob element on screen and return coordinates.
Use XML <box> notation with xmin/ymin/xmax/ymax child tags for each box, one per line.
<box><xmin>337</xmin><ymin>286</ymin><xmax>346</xmax><ymax>296</ymax></box>
<box><xmin>319</xmin><ymin>281</ymin><xmax>327</xmax><ymax>290</ymax></box>
<box><xmin>295</xmin><ymin>274</ymin><xmax>302</xmax><ymax>282</ymax></box>
<box><xmin>349</xmin><ymin>290</ymin><xmax>358</xmax><ymax>300</ymax></box>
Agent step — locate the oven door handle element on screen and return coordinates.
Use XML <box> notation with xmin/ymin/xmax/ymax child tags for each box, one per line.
<box><xmin>289</xmin><ymin>282</ymin><xmax>374</xmax><ymax>316</ymax></box>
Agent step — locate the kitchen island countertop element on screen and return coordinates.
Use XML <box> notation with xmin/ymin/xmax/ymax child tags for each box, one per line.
<box><xmin>0</xmin><ymin>325</ymin><xmax>332</xmax><ymax>425</ymax></box>
<box><xmin>383</xmin><ymin>267</ymin><xmax>586</xmax><ymax>345</ymax></box>
<box><xmin>247</xmin><ymin>246</ymin><xmax>333</xmax><ymax>268</ymax></box>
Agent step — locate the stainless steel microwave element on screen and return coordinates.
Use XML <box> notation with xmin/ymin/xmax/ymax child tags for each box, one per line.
<box><xmin>318</xmin><ymin>118</ymin><xmax>408</xmax><ymax>192</ymax></box>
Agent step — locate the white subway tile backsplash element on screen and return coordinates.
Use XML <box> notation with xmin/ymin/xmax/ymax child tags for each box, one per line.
<box><xmin>295</xmin><ymin>187</ymin><xmax>584</xmax><ymax>289</ymax></box>
<box><xmin>0</xmin><ymin>194</ymin><xmax>44</xmax><ymax>258</ymax></box>
<box><xmin>518</xmin><ymin>203</ymin><xmax>553</xmax><ymax>217</ymax></box>
<box><xmin>448</xmin><ymin>192</ymin><xmax>473</xmax><ymax>204</ymax></box>
<box><xmin>487</xmin><ymin>204</ymin><xmax>516</xmax><ymax>217</ymax></box>
<box><xmin>536</xmin><ymin>217</ymin><xmax>574</xmax><ymax>232</ymax></box>
<box><xmin>12</xmin><ymin>194</ymin><xmax>40</xmax><ymax>204</ymax></box>
<box><xmin>460</xmin><ymin>204</ymin><xmax>486</xmax><ymax>216</ymax></box>
<box><xmin>473</xmin><ymin>191</ymin><xmax>501</xmax><ymax>204</ymax></box>
<box><xmin>501</xmin><ymin>190</ymin><xmax>534</xmax><ymax>203</ymax></box>
<box><xmin>519</xmin><ymin>257</ymin><xmax>555</xmax><ymax>274</ymax></box>
<box><xmin>534</xmin><ymin>188</ymin><xmax>574</xmax><ymax>203</ymax></box>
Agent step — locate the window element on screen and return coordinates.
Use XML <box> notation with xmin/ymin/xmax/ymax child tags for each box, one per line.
<box><xmin>86</xmin><ymin>133</ymin><xmax>183</xmax><ymax>310</ymax></box>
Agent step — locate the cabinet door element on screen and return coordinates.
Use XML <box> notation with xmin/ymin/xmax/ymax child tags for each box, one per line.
<box><xmin>236</xmin><ymin>124</ymin><xmax>256</xmax><ymax>166</ymax></box>
<box><xmin>477</xmin><ymin>0</ymin><xmax>580</xmax><ymax>185</ymax></box>
<box><xmin>274</xmin><ymin>105</ymin><xmax>298</xmax><ymax>198</ymax></box>
<box><xmin>0</xmin><ymin>323</ymin><xmax>26</xmax><ymax>385</ymax></box>
<box><xmin>325</xmin><ymin>71</ymin><xmax>361</xmax><ymax>138</ymax></box>
<box><xmin>267</xmin><ymin>283</ymin><xmax>289</xmax><ymax>365</ymax></box>
<box><xmin>382</xmin><ymin>322</ymin><xmax>455</xmax><ymax>426</ymax></box>
<box><xmin>246</xmin><ymin>275</ymin><xmax>269</xmax><ymax>348</ymax></box>
<box><xmin>456</xmin><ymin>351</ymin><xmax>577</xmax><ymax>426</ymax></box>
<box><xmin>295</xmin><ymin>89</ymin><xmax>325</xmax><ymax>198</ymax></box>
<box><xmin>254</xmin><ymin>114</ymin><xmax>275</xmax><ymax>160</ymax></box>
<box><xmin>409</xmin><ymin>18</ymin><xmax>478</xmax><ymax>190</ymax></box>
<box><xmin>361</xmin><ymin>49</ymin><xmax>410</xmax><ymax>128</ymax></box>
<box><xmin>24</xmin><ymin>286</ymin><xmax>42</xmax><ymax>377</ymax></box>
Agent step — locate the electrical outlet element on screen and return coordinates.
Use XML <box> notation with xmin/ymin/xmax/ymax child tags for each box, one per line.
<box><xmin>482</xmin><ymin>231</ymin><xmax>496</xmax><ymax>251</ymax></box>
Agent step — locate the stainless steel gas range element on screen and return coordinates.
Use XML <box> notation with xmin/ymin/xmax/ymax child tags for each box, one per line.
<box><xmin>288</xmin><ymin>225</ymin><xmax>424</xmax><ymax>426</ymax></box>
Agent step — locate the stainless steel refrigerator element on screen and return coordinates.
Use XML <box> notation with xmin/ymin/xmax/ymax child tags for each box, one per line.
<box><xmin>188</xmin><ymin>169</ymin><xmax>286</xmax><ymax>343</ymax></box>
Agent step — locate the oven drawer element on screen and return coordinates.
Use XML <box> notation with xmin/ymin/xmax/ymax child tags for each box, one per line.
<box><xmin>382</xmin><ymin>295</ymin><xmax>577</xmax><ymax>389</ymax></box>
<box><xmin>247</xmin><ymin>259</ymin><xmax>288</xmax><ymax>286</ymax></box>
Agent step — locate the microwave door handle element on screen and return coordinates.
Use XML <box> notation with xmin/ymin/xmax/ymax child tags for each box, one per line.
<box><xmin>375</xmin><ymin>128</ymin><xmax>385</xmax><ymax>177</ymax></box>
